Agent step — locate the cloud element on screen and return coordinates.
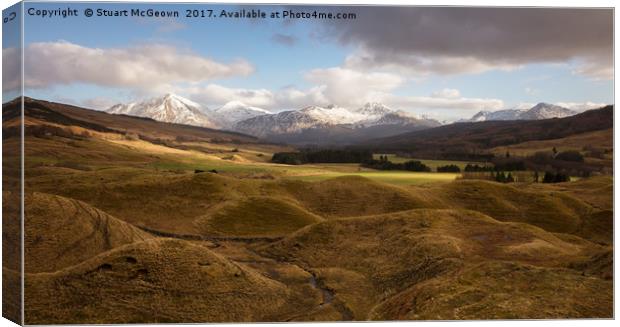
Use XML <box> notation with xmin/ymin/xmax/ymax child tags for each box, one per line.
<box><xmin>555</xmin><ymin>101</ymin><xmax>608</xmax><ymax>111</ymax></box>
<box><xmin>304</xmin><ymin>67</ymin><xmax>404</xmax><ymax>107</ymax></box>
<box><xmin>177</xmin><ymin>83</ymin><xmax>329</xmax><ymax>110</ymax></box>
<box><xmin>169</xmin><ymin>71</ymin><xmax>501</xmax><ymax>117</ymax></box>
<box><xmin>17</xmin><ymin>41</ymin><xmax>253</xmax><ymax>91</ymax></box>
<box><xmin>80</xmin><ymin>97</ymin><xmax>119</xmax><ymax>110</ymax></box>
<box><xmin>318</xmin><ymin>7</ymin><xmax>612</xmax><ymax>78</ymax></box>
<box><xmin>179</xmin><ymin>84</ymin><xmax>274</xmax><ymax>108</ymax></box>
<box><xmin>271</xmin><ymin>33</ymin><xmax>297</xmax><ymax>46</ymax></box>
<box><xmin>379</xmin><ymin>93</ymin><xmax>504</xmax><ymax>112</ymax></box>
<box><xmin>571</xmin><ymin>60</ymin><xmax>613</xmax><ymax>80</ymax></box>
<box><xmin>432</xmin><ymin>88</ymin><xmax>461</xmax><ymax>99</ymax></box>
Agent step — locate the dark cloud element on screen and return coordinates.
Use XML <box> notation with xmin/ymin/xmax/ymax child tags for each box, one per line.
<box><xmin>271</xmin><ymin>33</ymin><xmax>297</xmax><ymax>46</ymax></box>
<box><xmin>313</xmin><ymin>6</ymin><xmax>612</xmax><ymax>78</ymax></box>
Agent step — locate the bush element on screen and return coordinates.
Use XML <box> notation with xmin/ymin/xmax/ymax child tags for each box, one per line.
<box><xmin>555</xmin><ymin>150</ymin><xmax>584</xmax><ymax>162</ymax></box>
<box><xmin>437</xmin><ymin>164</ymin><xmax>461</xmax><ymax>172</ymax></box>
<box><xmin>542</xmin><ymin>171</ymin><xmax>570</xmax><ymax>183</ymax></box>
<box><xmin>362</xmin><ymin>159</ymin><xmax>431</xmax><ymax>172</ymax></box>
<box><xmin>494</xmin><ymin>171</ymin><xmax>514</xmax><ymax>183</ymax></box>
<box><xmin>272</xmin><ymin>149</ymin><xmax>373</xmax><ymax>165</ymax></box>
<box><xmin>492</xmin><ymin>157</ymin><xmax>527</xmax><ymax>171</ymax></box>
<box><xmin>464</xmin><ymin>164</ymin><xmax>494</xmax><ymax>172</ymax></box>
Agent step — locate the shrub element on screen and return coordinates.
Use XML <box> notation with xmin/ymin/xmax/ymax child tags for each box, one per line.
<box><xmin>437</xmin><ymin>164</ymin><xmax>461</xmax><ymax>172</ymax></box>
<box><xmin>542</xmin><ymin>171</ymin><xmax>570</xmax><ymax>183</ymax></box>
<box><xmin>555</xmin><ymin>150</ymin><xmax>584</xmax><ymax>162</ymax></box>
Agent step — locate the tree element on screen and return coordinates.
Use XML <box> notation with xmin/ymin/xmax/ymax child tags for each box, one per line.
<box><xmin>437</xmin><ymin>164</ymin><xmax>461</xmax><ymax>172</ymax></box>
<box><xmin>555</xmin><ymin>150</ymin><xmax>584</xmax><ymax>162</ymax></box>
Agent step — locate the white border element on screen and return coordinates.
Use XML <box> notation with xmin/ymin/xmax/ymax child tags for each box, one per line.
<box><xmin>0</xmin><ymin>1</ymin><xmax>617</xmax><ymax>327</ymax></box>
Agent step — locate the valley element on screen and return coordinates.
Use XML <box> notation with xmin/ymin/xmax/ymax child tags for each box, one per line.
<box><xmin>2</xmin><ymin>97</ymin><xmax>614</xmax><ymax>323</ymax></box>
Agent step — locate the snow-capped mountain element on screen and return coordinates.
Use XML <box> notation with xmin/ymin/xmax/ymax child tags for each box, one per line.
<box><xmin>213</xmin><ymin>101</ymin><xmax>271</xmax><ymax>128</ymax></box>
<box><xmin>371</xmin><ymin>111</ymin><xmax>440</xmax><ymax>127</ymax></box>
<box><xmin>519</xmin><ymin>103</ymin><xmax>577</xmax><ymax>120</ymax></box>
<box><xmin>353</xmin><ymin>102</ymin><xmax>393</xmax><ymax>118</ymax></box>
<box><xmin>299</xmin><ymin>105</ymin><xmax>368</xmax><ymax>124</ymax></box>
<box><xmin>466</xmin><ymin>109</ymin><xmax>525</xmax><ymax>122</ymax></box>
<box><xmin>234</xmin><ymin>102</ymin><xmax>439</xmax><ymax>139</ymax></box>
<box><xmin>463</xmin><ymin>103</ymin><xmax>577</xmax><ymax>122</ymax></box>
<box><xmin>106</xmin><ymin>94</ymin><xmax>220</xmax><ymax>129</ymax></box>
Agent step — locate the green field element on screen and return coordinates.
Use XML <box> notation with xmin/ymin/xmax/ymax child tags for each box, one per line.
<box><xmin>148</xmin><ymin>154</ymin><xmax>460</xmax><ymax>185</ymax></box>
<box><xmin>284</xmin><ymin>171</ymin><xmax>459</xmax><ymax>185</ymax></box>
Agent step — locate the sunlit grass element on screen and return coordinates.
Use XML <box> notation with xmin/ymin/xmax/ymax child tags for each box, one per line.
<box><xmin>284</xmin><ymin>171</ymin><xmax>459</xmax><ymax>185</ymax></box>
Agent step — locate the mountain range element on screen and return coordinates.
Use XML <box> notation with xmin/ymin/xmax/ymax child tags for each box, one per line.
<box><xmin>106</xmin><ymin>94</ymin><xmax>587</xmax><ymax>144</ymax></box>
<box><xmin>106</xmin><ymin>95</ymin><xmax>442</xmax><ymax>144</ymax></box>
<box><xmin>462</xmin><ymin>103</ymin><xmax>578</xmax><ymax>122</ymax></box>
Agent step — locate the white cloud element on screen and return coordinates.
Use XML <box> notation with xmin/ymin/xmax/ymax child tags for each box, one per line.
<box><xmin>17</xmin><ymin>41</ymin><xmax>253</xmax><ymax>91</ymax></box>
<box><xmin>555</xmin><ymin>101</ymin><xmax>608</xmax><ymax>111</ymax></box>
<box><xmin>80</xmin><ymin>97</ymin><xmax>119</xmax><ymax>110</ymax></box>
<box><xmin>571</xmin><ymin>60</ymin><xmax>613</xmax><ymax>81</ymax></box>
<box><xmin>514</xmin><ymin>102</ymin><xmax>536</xmax><ymax>110</ymax></box>
<box><xmin>344</xmin><ymin>50</ymin><xmax>520</xmax><ymax>76</ymax></box>
<box><xmin>432</xmin><ymin>88</ymin><xmax>461</xmax><ymax>99</ymax></box>
<box><xmin>379</xmin><ymin>93</ymin><xmax>504</xmax><ymax>112</ymax></box>
<box><xmin>180</xmin><ymin>84</ymin><xmax>274</xmax><ymax>108</ymax></box>
<box><xmin>304</xmin><ymin>67</ymin><xmax>404</xmax><ymax>107</ymax></box>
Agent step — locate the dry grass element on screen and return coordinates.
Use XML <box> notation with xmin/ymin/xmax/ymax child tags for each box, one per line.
<box><xmin>195</xmin><ymin>196</ymin><xmax>323</xmax><ymax>237</ymax></box>
<box><xmin>23</xmin><ymin>192</ymin><xmax>153</xmax><ymax>273</ymax></box>
<box><xmin>7</xmin><ymin>98</ymin><xmax>613</xmax><ymax>322</ymax></box>
<box><xmin>25</xmin><ymin>239</ymin><xmax>294</xmax><ymax>324</ymax></box>
<box><xmin>369</xmin><ymin>260</ymin><xmax>613</xmax><ymax>320</ymax></box>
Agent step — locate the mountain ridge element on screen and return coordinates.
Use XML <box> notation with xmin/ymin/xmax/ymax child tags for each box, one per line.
<box><xmin>462</xmin><ymin>103</ymin><xmax>578</xmax><ymax>122</ymax></box>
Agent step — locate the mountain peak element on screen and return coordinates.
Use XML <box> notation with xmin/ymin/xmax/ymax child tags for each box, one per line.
<box><xmin>355</xmin><ymin>102</ymin><xmax>393</xmax><ymax>116</ymax></box>
<box><xmin>106</xmin><ymin>94</ymin><xmax>217</xmax><ymax>128</ymax></box>
<box><xmin>463</xmin><ymin>102</ymin><xmax>576</xmax><ymax>122</ymax></box>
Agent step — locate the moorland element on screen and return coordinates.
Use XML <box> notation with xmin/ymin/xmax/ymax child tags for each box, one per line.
<box><xmin>2</xmin><ymin>97</ymin><xmax>613</xmax><ymax>323</ymax></box>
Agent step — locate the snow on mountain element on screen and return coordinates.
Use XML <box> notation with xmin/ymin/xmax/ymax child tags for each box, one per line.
<box><xmin>233</xmin><ymin>102</ymin><xmax>440</xmax><ymax>137</ymax></box>
<box><xmin>466</xmin><ymin>109</ymin><xmax>526</xmax><ymax>122</ymax></box>
<box><xmin>519</xmin><ymin>103</ymin><xmax>577</xmax><ymax>120</ymax></box>
<box><xmin>214</xmin><ymin>101</ymin><xmax>271</xmax><ymax>127</ymax></box>
<box><xmin>233</xmin><ymin>110</ymin><xmax>326</xmax><ymax>137</ymax></box>
<box><xmin>353</xmin><ymin>102</ymin><xmax>394</xmax><ymax>118</ymax></box>
<box><xmin>463</xmin><ymin>103</ymin><xmax>577</xmax><ymax>122</ymax></box>
<box><xmin>106</xmin><ymin>94</ymin><xmax>220</xmax><ymax>129</ymax></box>
<box><xmin>371</xmin><ymin>111</ymin><xmax>441</xmax><ymax>127</ymax></box>
<box><xmin>300</xmin><ymin>105</ymin><xmax>368</xmax><ymax>124</ymax></box>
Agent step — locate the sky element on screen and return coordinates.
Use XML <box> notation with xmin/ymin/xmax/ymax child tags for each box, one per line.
<box><xmin>2</xmin><ymin>2</ymin><xmax>614</xmax><ymax>120</ymax></box>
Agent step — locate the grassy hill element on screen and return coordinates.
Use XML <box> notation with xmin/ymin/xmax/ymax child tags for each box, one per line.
<box><xmin>25</xmin><ymin>239</ymin><xmax>293</xmax><ymax>324</ymax></box>
<box><xmin>260</xmin><ymin>208</ymin><xmax>609</xmax><ymax>320</ymax></box>
<box><xmin>2</xmin><ymin>97</ymin><xmax>613</xmax><ymax>322</ymax></box>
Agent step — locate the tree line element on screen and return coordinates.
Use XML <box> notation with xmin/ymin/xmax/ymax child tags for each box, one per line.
<box><xmin>271</xmin><ymin>149</ymin><xmax>373</xmax><ymax>165</ymax></box>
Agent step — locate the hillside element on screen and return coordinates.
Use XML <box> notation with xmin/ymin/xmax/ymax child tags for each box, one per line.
<box><xmin>365</xmin><ymin>105</ymin><xmax>612</xmax><ymax>157</ymax></box>
<box><xmin>2</xmin><ymin>96</ymin><xmax>613</xmax><ymax>322</ymax></box>
<box><xmin>3</xmin><ymin>97</ymin><xmax>259</xmax><ymax>144</ymax></box>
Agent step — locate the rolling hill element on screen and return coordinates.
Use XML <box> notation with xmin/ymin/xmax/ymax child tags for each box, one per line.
<box><xmin>2</xmin><ymin>96</ymin><xmax>613</xmax><ymax>322</ymax></box>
